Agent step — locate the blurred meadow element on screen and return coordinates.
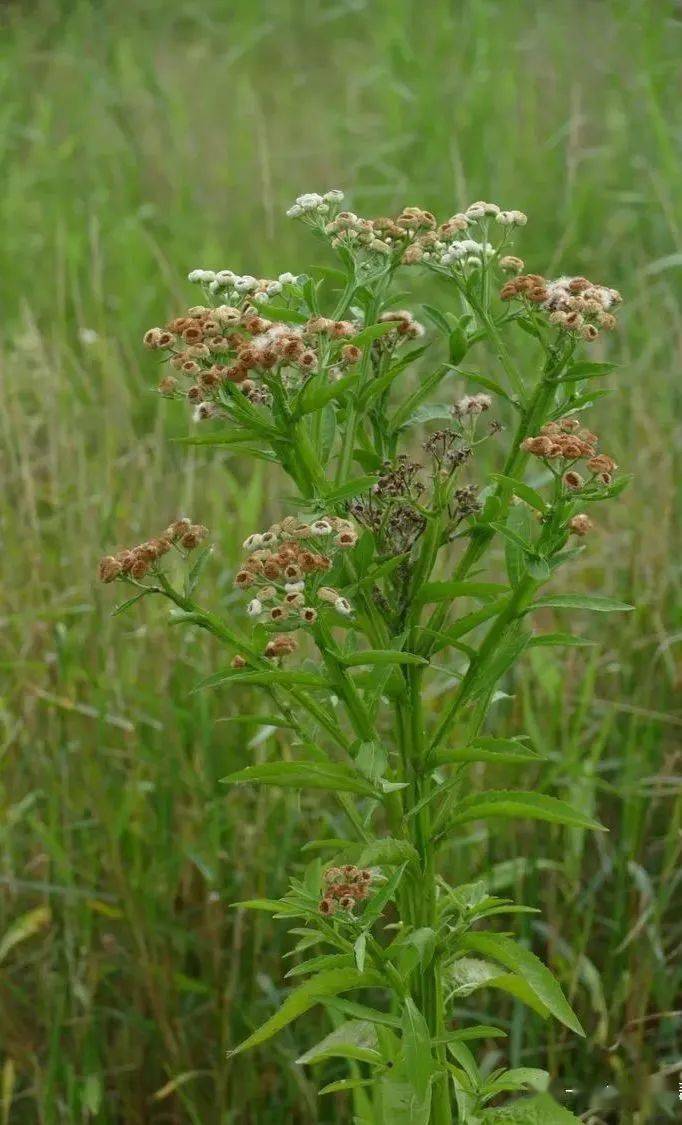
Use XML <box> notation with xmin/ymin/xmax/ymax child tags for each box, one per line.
<box><xmin>0</xmin><ymin>0</ymin><xmax>680</xmax><ymax>1121</ymax></box>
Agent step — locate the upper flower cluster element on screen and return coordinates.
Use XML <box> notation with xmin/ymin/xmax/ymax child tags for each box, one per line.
<box><xmin>286</xmin><ymin>191</ymin><xmax>527</xmax><ymax>272</ymax></box>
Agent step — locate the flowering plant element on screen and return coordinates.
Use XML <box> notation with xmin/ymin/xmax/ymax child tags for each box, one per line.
<box><xmin>99</xmin><ymin>190</ymin><xmax>630</xmax><ymax>1123</ymax></box>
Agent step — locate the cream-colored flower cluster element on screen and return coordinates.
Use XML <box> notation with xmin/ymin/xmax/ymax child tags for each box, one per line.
<box><xmin>232</xmin><ymin>516</ymin><xmax>359</xmax><ymax>659</ymax></box>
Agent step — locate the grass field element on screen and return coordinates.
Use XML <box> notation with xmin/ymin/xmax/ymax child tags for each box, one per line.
<box><xmin>0</xmin><ymin>1</ymin><xmax>680</xmax><ymax>1121</ymax></box>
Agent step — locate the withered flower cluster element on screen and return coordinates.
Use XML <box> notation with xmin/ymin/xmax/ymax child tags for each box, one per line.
<box><xmin>522</xmin><ymin>418</ymin><xmax>618</xmax><ymax>486</ymax></box>
<box><xmin>351</xmin><ymin>455</ymin><xmax>427</xmax><ymax>557</ymax></box>
<box><xmin>97</xmin><ymin>518</ymin><xmax>208</xmax><ymax>583</ymax></box>
<box><xmin>318</xmin><ymin>865</ymin><xmax>373</xmax><ymax>915</ymax></box>
<box><xmin>500</xmin><ymin>274</ymin><xmax>622</xmax><ymax>340</ymax></box>
<box><xmin>232</xmin><ymin>516</ymin><xmax>358</xmax><ymax>659</ymax></box>
<box><xmin>144</xmin><ymin>306</ymin><xmax>366</xmax><ymax>419</ymax></box>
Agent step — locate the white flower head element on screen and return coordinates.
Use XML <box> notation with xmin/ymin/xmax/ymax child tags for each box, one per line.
<box><xmin>278</xmin><ymin>271</ymin><xmax>298</xmax><ymax>285</ymax></box>
<box><xmin>188</xmin><ymin>269</ymin><xmax>216</xmax><ymax>283</ymax></box>
<box><xmin>334</xmin><ymin>596</ymin><xmax>352</xmax><ymax>616</ymax></box>
<box><xmin>247</xmin><ymin>598</ymin><xmax>263</xmax><ymax>618</ymax></box>
<box><xmin>234</xmin><ymin>275</ymin><xmax>258</xmax><ymax>292</ymax></box>
<box><xmin>310</xmin><ymin>519</ymin><xmax>333</xmax><ymax>537</ymax></box>
<box><xmin>323</xmin><ymin>189</ymin><xmax>344</xmax><ymax>203</ymax></box>
<box><xmin>242</xmin><ymin>533</ymin><xmax>264</xmax><ymax>551</ymax></box>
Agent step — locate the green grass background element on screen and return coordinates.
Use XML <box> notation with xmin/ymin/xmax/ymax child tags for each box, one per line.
<box><xmin>0</xmin><ymin>0</ymin><xmax>680</xmax><ymax>1121</ymax></box>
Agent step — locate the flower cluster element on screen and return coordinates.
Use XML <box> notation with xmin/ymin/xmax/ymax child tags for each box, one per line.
<box><xmin>500</xmin><ymin>273</ymin><xmax>622</xmax><ymax>339</ymax></box>
<box><xmin>318</xmin><ymin>865</ymin><xmax>373</xmax><ymax>915</ymax></box>
<box><xmin>350</xmin><ymin>456</ymin><xmax>427</xmax><ymax>556</ymax></box>
<box><xmin>186</xmin><ymin>269</ymin><xmax>299</xmax><ymax>303</ymax></box>
<box><xmin>286</xmin><ymin>192</ymin><xmax>527</xmax><ymax>271</ymax></box>
<box><xmin>522</xmin><ymin>418</ymin><xmax>618</xmax><ymax>486</ymax></box>
<box><xmin>145</xmin><ymin>305</ymin><xmax>366</xmax><ymax>417</ymax></box>
<box><xmin>285</xmin><ymin>189</ymin><xmax>345</xmax><ymax>219</ymax></box>
<box><xmin>233</xmin><ymin>516</ymin><xmax>358</xmax><ymax>653</ymax></box>
<box><xmin>97</xmin><ymin>518</ymin><xmax>208</xmax><ymax>583</ymax></box>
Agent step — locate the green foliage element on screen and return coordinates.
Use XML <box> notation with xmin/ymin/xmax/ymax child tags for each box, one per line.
<box><xmin>1</xmin><ymin>2</ymin><xmax>677</xmax><ymax>1121</ymax></box>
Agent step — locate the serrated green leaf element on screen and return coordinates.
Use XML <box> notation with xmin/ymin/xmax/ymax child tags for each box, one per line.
<box><xmin>221</xmin><ymin>762</ymin><xmax>376</xmax><ymax>796</ymax></box>
<box><xmin>457</xmin><ymin>933</ymin><xmax>585</xmax><ymax>1036</ymax></box>
<box><xmin>447</xmin><ymin>790</ymin><xmax>605</xmax><ymax>833</ymax></box>
<box><xmin>227</xmin><ymin>967</ymin><xmax>385</xmax><ymax>1057</ymax></box>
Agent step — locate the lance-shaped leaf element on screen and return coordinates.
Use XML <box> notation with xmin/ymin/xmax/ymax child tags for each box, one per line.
<box><xmin>227</xmin><ymin>967</ymin><xmax>385</xmax><ymax>1057</ymax></box>
<box><xmin>482</xmin><ymin>1092</ymin><xmax>582</xmax><ymax>1122</ymax></box>
<box><xmin>457</xmin><ymin>933</ymin><xmax>585</xmax><ymax>1036</ymax></box>
<box><xmin>415</xmin><ymin>581</ymin><xmax>509</xmax><ymax>606</ymax></box>
<box><xmin>561</xmin><ymin>360</ymin><xmax>617</xmax><ymax>381</ymax></box>
<box><xmin>296</xmin><ymin>368</ymin><xmax>360</xmax><ymax>415</ymax></box>
<box><xmin>431</xmin><ymin>738</ymin><xmax>545</xmax><ymax>768</ymax></box>
<box><xmin>321</xmin><ymin>475</ymin><xmax>379</xmax><ymax>505</ymax></box>
<box><xmin>296</xmin><ymin>1019</ymin><xmax>380</xmax><ymax>1067</ymax></box>
<box><xmin>352</xmin><ymin>321</ymin><xmax>399</xmax><ymax>346</ymax></box>
<box><xmin>490</xmin><ymin>474</ymin><xmax>547</xmax><ymax>514</ymax></box>
<box><xmin>358</xmin><ymin>838</ymin><xmax>420</xmax><ymax>868</ymax></box>
<box><xmin>337</xmin><ymin>649</ymin><xmax>428</xmax><ymax>668</ymax></box>
<box><xmin>445</xmin><ymin>957</ymin><xmax>550</xmax><ymax>1019</ymax></box>
<box><xmin>221</xmin><ymin>761</ymin><xmax>377</xmax><ymax>796</ymax></box>
<box><xmin>174</xmin><ymin>426</ymin><xmax>263</xmax><ymax>447</ymax></box>
<box><xmin>194</xmin><ymin>668</ymin><xmax>332</xmax><ymax>692</ymax></box>
<box><xmin>526</xmin><ymin>594</ymin><xmax>633</xmax><ymax>614</ymax></box>
<box><xmin>528</xmin><ymin>632</ymin><xmax>595</xmax><ymax>648</ymax></box>
<box><xmin>445</xmin><ymin>790</ymin><xmax>606</xmax><ymax>833</ymax></box>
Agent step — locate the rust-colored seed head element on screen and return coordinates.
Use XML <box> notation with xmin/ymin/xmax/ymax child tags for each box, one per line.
<box><xmin>158</xmin><ymin>376</ymin><xmax>178</xmax><ymax>395</ymax></box>
<box><xmin>569</xmin><ymin>513</ymin><xmax>593</xmax><ymax>537</ymax></box>
<box><xmin>98</xmin><ymin>556</ymin><xmax>122</xmax><ymax>583</ymax></box>
<box><xmin>563</xmin><ymin>470</ymin><xmax>584</xmax><ymax>490</ymax></box>
<box><xmin>341</xmin><ymin>344</ymin><xmax>362</xmax><ymax>364</ymax></box>
<box><xmin>235</xmin><ymin>570</ymin><xmax>254</xmax><ymax>588</ymax></box>
<box><xmin>143</xmin><ymin>327</ymin><xmax>163</xmax><ymax>348</ymax></box>
<box><xmin>130</xmin><ymin>558</ymin><xmax>149</xmax><ymax>580</ymax></box>
<box><xmin>301</xmin><ymin>607</ymin><xmax>317</xmax><ymax>624</ymax></box>
<box><xmin>318</xmin><ymin>897</ymin><xmax>335</xmax><ymax>915</ymax></box>
<box><xmin>339</xmin><ymin>895</ymin><xmax>355</xmax><ymax>911</ymax></box>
